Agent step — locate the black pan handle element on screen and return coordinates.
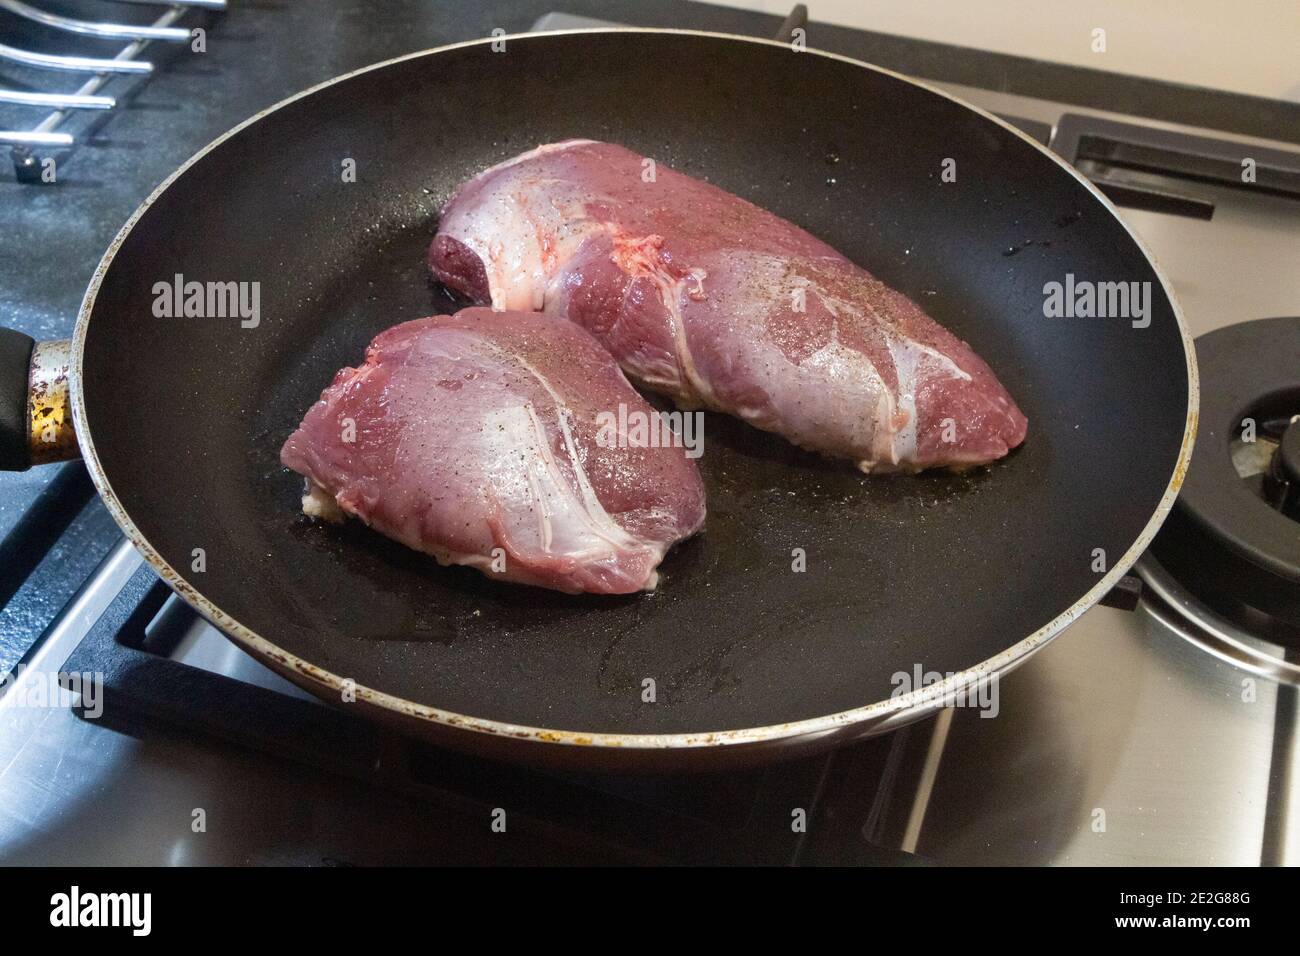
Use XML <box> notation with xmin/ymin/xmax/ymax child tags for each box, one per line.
<box><xmin>0</xmin><ymin>328</ymin><xmax>34</xmax><ymax>471</ymax></box>
<box><xmin>0</xmin><ymin>328</ymin><xmax>79</xmax><ymax>471</ymax></box>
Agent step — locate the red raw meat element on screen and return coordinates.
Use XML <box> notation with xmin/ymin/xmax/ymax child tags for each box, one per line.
<box><xmin>281</xmin><ymin>309</ymin><xmax>705</xmax><ymax>594</ymax></box>
<box><xmin>431</xmin><ymin>140</ymin><xmax>1027</xmax><ymax>472</ymax></box>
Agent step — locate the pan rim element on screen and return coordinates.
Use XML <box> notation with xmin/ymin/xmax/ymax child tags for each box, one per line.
<box><xmin>70</xmin><ymin>27</ymin><xmax>1199</xmax><ymax>751</ymax></box>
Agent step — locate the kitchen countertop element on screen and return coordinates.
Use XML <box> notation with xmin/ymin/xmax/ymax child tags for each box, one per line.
<box><xmin>707</xmin><ymin>0</ymin><xmax>1300</xmax><ymax>104</ymax></box>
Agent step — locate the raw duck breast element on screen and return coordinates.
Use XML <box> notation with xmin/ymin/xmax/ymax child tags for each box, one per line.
<box><xmin>429</xmin><ymin>140</ymin><xmax>1027</xmax><ymax>472</ymax></box>
<box><xmin>280</xmin><ymin>309</ymin><xmax>705</xmax><ymax>594</ymax></box>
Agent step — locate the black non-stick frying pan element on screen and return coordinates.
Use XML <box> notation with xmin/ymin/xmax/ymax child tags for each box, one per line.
<box><xmin>0</xmin><ymin>30</ymin><xmax>1196</xmax><ymax>771</ymax></box>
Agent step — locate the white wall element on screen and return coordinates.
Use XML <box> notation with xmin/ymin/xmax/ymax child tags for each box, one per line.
<box><xmin>698</xmin><ymin>0</ymin><xmax>1300</xmax><ymax>103</ymax></box>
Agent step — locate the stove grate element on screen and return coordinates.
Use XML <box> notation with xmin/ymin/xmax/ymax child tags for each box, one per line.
<box><xmin>0</xmin><ymin>0</ymin><xmax>224</xmax><ymax>181</ymax></box>
<box><xmin>50</xmin><ymin>548</ymin><xmax>914</xmax><ymax>863</ymax></box>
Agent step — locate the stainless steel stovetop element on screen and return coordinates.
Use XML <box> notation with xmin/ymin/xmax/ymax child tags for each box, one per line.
<box><xmin>1</xmin><ymin>5</ymin><xmax>1298</xmax><ymax>866</ymax></box>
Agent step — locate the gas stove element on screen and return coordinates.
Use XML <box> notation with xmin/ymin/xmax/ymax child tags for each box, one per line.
<box><xmin>1</xmin><ymin>2</ymin><xmax>1298</xmax><ymax>866</ymax></box>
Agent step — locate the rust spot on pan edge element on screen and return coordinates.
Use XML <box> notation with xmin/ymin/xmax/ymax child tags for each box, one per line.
<box><xmin>29</xmin><ymin>339</ymin><xmax>78</xmax><ymax>466</ymax></box>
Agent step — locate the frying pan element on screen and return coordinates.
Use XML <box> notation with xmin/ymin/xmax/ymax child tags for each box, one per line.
<box><xmin>0</xmin><ymin>30</ymin><xmax>1197</xmax><ymax>771</ymax></box>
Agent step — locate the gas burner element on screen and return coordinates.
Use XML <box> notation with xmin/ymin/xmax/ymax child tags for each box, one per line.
<box><xmin>1263</xmin><ymin>413</ymin><xmax>1300</xmax><ymax>519</ymax></box>
<box><xmin>1149</xmin><ymin>316</ymin><xmax>1300</xmax><ymax>641</ymax></box>
<box><xmin>1231</xmin><ymin>409</ymin><xmax>1300</xmax><ymax>513</ymax></box>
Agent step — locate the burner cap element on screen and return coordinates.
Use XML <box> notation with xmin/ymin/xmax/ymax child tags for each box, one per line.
<box><xmin>1272</xmin><ymin>418</ymin><xmax>1300</xmax><ymax>518</ymax></box>
<box><xmin>1151</xmin><ymin>316</ymin><xmax>1300</xmax><ymax>635</ymax></box>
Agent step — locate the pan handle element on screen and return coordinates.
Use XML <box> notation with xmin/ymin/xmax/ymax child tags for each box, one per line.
<box><xmin>0</xmin><ymin>328</ymin><xmax>79</xmax><ymax>471</ymax></box>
